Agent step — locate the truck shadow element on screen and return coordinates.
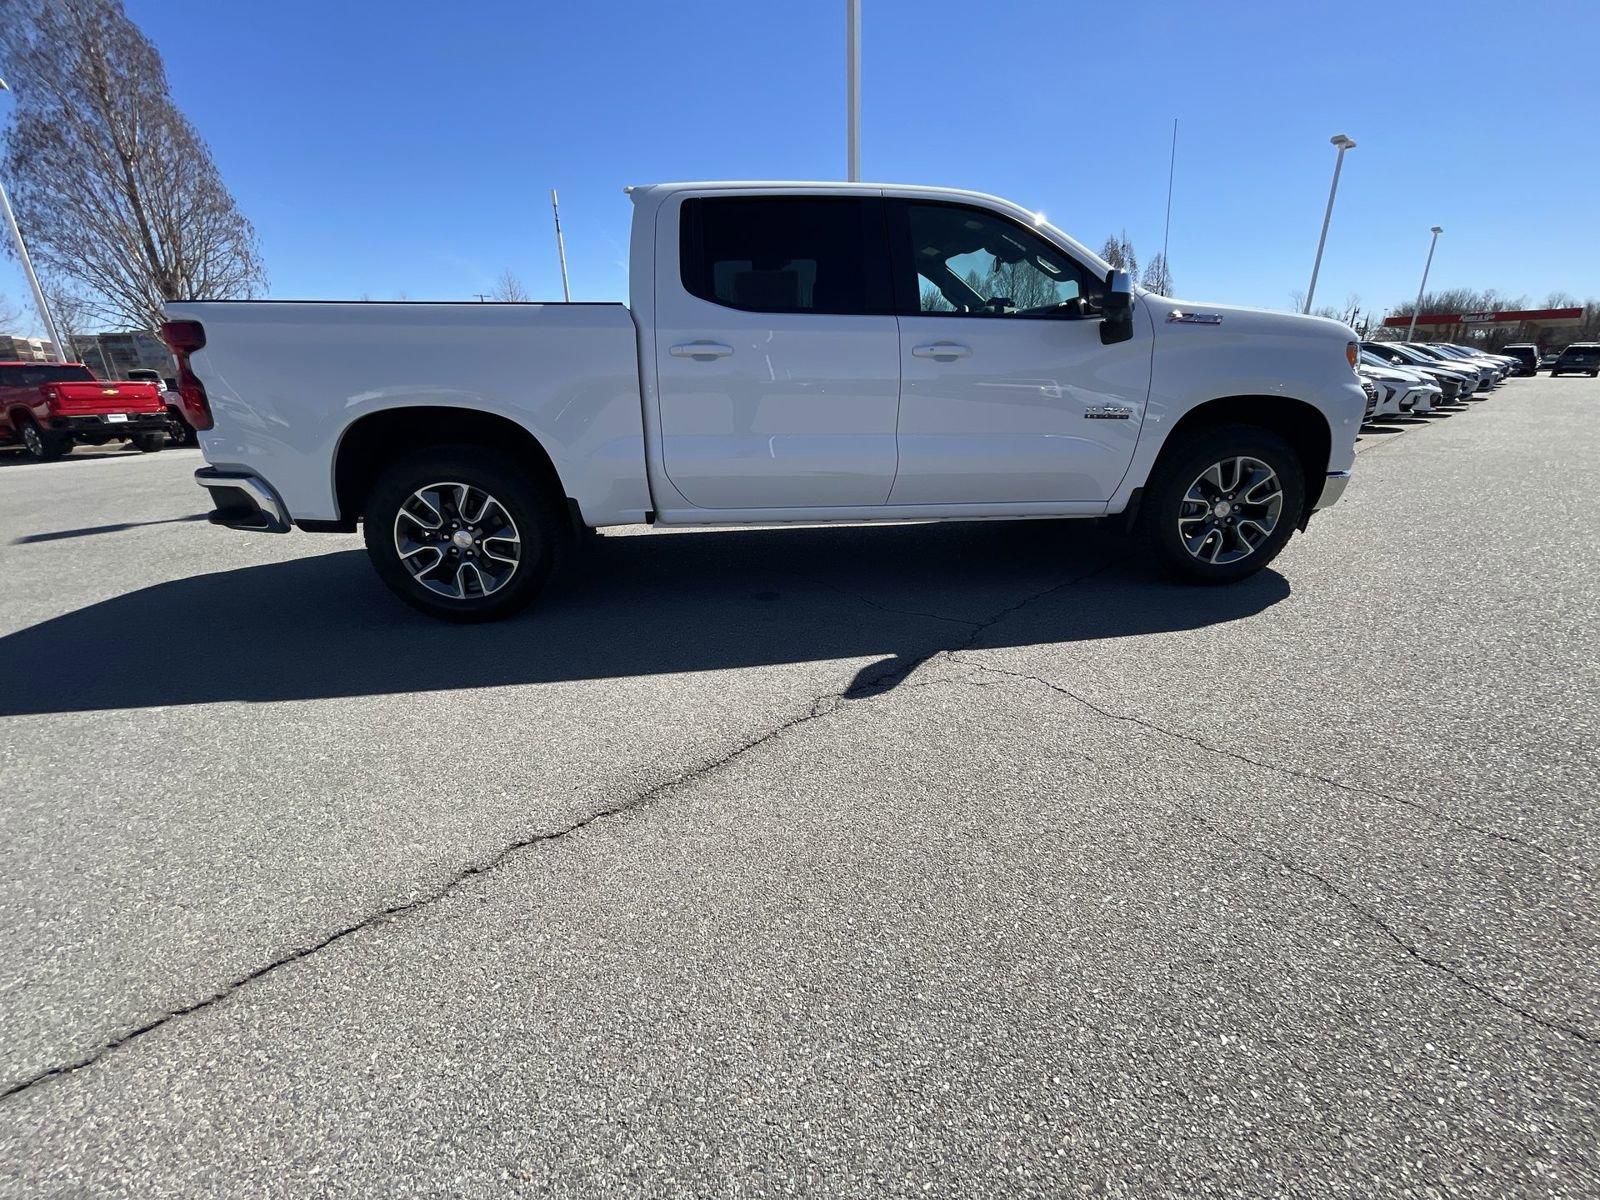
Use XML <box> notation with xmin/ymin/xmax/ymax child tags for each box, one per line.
<box><xmin>0</xmin><ymin>521</ymin><xmax>1290</xmax><ymax>716</ymax></box>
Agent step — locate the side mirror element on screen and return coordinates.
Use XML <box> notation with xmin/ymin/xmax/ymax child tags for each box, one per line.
<box><xmin>1100</xmin><ymin>269</ymin><xmax>1134</xmax><ymax>345</ymax></box>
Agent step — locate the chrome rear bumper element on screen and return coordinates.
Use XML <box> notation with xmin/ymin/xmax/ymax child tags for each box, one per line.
<box><xmin>195</xmin><ymin>466</ymin><xmax>290</xmax><ymax>534</ymax></box>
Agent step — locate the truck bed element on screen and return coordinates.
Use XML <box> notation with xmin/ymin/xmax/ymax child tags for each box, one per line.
<box><xmin>162</xmin><ymin>300</ymin><xmax>653</xmax><ymax>527</ymax></box>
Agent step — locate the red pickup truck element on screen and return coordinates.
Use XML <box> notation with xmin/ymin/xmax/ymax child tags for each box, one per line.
<box><xmin>0</xmin><ymin>361</ymin><xmax>169</xmax><ymax>460</ymax></box>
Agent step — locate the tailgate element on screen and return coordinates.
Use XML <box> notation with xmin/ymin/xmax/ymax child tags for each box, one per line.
<box><xmin>49</xmin><ymin>382</ymin><xmax>165</xmax><ymax>415</ymax></box>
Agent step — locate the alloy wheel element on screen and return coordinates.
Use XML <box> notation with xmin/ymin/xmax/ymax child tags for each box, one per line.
<box><xmin>393</xmin><ymin>481</ymin><xmax>522</xmax><ymax>600</ymax></box>
<box><xmin>1177</xmin><ymin>456</ymin><xmax>1284</xmax><ymax>565</ymax></box>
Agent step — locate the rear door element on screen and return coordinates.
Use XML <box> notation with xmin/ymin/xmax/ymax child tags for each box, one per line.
<box><xmin>885</xmin><ymin>199</ymin><xmax>1151</xmax><ymax>505</ymax></box>
<box><xmin>651</xmin><ymin>192</ymin><xmax>900</xmax><ymax>510</ymax></box>
<box><xmin>0</xmin><ymin>366</ymin><xmax>20</xmax><ymax>436</ymax></box>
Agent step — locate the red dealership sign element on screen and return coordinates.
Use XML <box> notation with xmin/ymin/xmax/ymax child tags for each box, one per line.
<box><xmin>1382</xmin><ymin>307</ymin><xmax>1583</xmax><ymax>327</ymax></box>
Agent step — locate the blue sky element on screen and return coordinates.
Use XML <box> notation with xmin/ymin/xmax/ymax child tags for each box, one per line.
<box><xmin>3</xmin><ymin>0</ymin><xmax>1596</xmax><ymax>335</ymax></box>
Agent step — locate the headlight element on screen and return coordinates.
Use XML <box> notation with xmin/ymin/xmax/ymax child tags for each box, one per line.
<box><xmin>1346</xmin><ymin>341</ymin><xmax>1359</xmax><ymax>368</ymax></box>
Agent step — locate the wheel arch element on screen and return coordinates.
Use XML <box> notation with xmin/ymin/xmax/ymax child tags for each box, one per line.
<box><xmin>332</xmin><ymin>406</ymin><xmax>570</xmax><ymax>529</ymax></box>
<box><xmin>1152</xmin><ymin>395</ymin><xmax>1333</xmax><ymax>513</ymax></box>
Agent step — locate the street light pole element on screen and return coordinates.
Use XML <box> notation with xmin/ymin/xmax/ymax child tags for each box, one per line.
<box><xmin>846</xmin><ymin>0</ymin><xmax>861</xmax><ymax>181</ymax></box>
<box><xmin>1405</xmin><ymin>226</ymin><xmax>1443</xmax><ymax>344</ymax></box>
<box><xmin>0</xmin><ymin>77</ymin><xmax>67</xmax><ymax>361</ymax></box>
<box><xmin>1304</xmin><ymin>133</ymin><xmax>1355</xmax><ymax>315</ymax></box>
<box><xmin>550</xmin><ymin>188</ymin><xmax>571</xmax><ymax>303</ymax></box>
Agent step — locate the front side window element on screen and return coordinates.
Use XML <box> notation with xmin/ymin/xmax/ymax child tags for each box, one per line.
<box><xmin>679</xmin><ymin>196</ymin><xmax>891</xmax><ymax>316</ymax></box>
<box><xmin>899</xmin><ymin>202</ymin><xmax>1100</xmax><ymax>318</ymax></box>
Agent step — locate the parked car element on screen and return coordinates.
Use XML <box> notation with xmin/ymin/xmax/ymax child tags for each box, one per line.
<box><xmin>1403</xmin><ymin>344</ymin><xmax>1499</xmax><ymax>389</ymax></box>
<box><xmin>1361</xmin><ymin>342</ymin><xmax>1478</xmax><ymax>398</ymax></box>
<box><xmin>163</xmin><ymin>180</ymin><xmax>1366</xmax><ymax>620</ymax></box>
<box><xmin>1498</xmin><ymin>343</ymin><xmax>1540</xmax><ymax>376</ymax></box>
<box><xmin>1358</xmin><ymin>354</ymin><xmax>1440</xmax><ymax>416</ymax></box>
<box><xmin>1549</xmin><ymin>343</ymin><xmax>1600</xmax><ymax>377</ymax></box>
<box><xmin>1539</xmin><ymin>351</ymin><xmax>1562</xmax><ymax>370</ymax></box>
<box><xmin>1428</xmin><ymin>343</ymin><xmax>1514</xmax><ymax>380</ymax></box>
<box><xmin>0</xmin><ymin>361</ymin><xmax>168</xmax><ymax>460</ymax></box>
<box><xmin>129</xmin><ymin>367</ymin><xmax>201</xmax><ymax>446</ymax></box>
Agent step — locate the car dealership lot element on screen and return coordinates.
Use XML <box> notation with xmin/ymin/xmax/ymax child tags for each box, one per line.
<box><xmin>1</xmin><ymin>379</ymin><xmax>1596</xmax><ymax>1197</ymax></box>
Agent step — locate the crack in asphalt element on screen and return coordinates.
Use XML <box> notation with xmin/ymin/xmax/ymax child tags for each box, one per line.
<box><xmin>1193</xmin><ymin>815</ymin><xmax>1594</xmax><ymax>1047</ymax></box>
<box><xmin>0</xmin><ymin>557</ymin><xmax>1123</xmax><ymax>1104</ymax></box>
<box><xmin>944</xmin><ymin>655</ymin><xmax>1561</xmax><ymax>862</ymax></box>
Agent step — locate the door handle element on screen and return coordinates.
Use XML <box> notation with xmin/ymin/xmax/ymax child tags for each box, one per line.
<box><xmin>670</xmin><ymin>341</ymin><xmax>734</xmax><ymax>360</ymax></box>
<box><xmin>911</xmin><ymin>342</ymin><xmax>972</xmax><ymax>360</ymax></box>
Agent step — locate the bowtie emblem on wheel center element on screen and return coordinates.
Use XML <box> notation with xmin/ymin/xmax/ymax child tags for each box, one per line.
<box><xmin>452</xmin><ymin>529</ymin><xmax>476</xmax><ymax>549</ymax></box>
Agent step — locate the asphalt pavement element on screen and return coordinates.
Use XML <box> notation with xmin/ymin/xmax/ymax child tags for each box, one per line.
<box><xmin>1</xmin><ymin>377</ymin><xmax>1596</xmax><ymax>1198</ymax></box>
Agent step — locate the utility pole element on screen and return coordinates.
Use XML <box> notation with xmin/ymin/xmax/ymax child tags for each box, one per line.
<box><xmin>550</xmin><ymin>188</ymin><xmax>571</xmax><ymax>303</ymax></box>
<box><xmin>1405</xmin><ymin>227</ymin><xmax>1443</xmax><ymax>344</ymax></box>
<box><xmin>1160</xmin><ymin>117</ymin><xmax>1176</xmax><ymax>288</ymax></box>
<box><xmin>846</xmin><ymin>0</ymin><xmax>861</xmax><ymax>181</ymax></box>
<box><xmin>1304</xmin><ymin>133</ymin><xmax>1356</xmax><ymax>314</ymax></box>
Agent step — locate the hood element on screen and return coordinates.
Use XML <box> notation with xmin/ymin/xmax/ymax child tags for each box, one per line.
<box><xmin>1359</xmin><ymin>362</ymin><xmax>1428</xmax><ymax>385</ymax></box>
<box><xmin>1140</xmin><ymin>292</ymin><xmax>1355</xmax><ymax>343</ymax></box>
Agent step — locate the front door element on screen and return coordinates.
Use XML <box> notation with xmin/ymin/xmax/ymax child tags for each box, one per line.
<box><xmin>652</xmin><ymin>193</ymin><xmax>900</xmax><ymax>511</ymax></box>
<box><xmin>886</xmin><ymin>199</ymin><xmax>1152</xmax><ymax>506</ymax></box>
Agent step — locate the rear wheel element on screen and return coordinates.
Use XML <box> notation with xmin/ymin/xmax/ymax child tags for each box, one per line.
<box><xmin>1137</xmin><ymin>424</ymin><xmax>1305</xmax><ymax>585</ymax></box>
<box><xmin>19</xmin><ymin>417</ymin><xmax>68</xmax><ymax>461</ymax></box>
<box><xmin>362</xmin><ymin>445</ymin><xmax>565</xmax><ymax>622</ymax></box>
<box><xmin>166</xmin><ymin>407</ymin><xmax>198</xmax><ymax>446</ymax></box>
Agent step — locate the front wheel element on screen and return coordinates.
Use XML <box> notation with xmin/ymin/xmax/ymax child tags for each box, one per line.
<box><xmin>1137</xmin><ymin>424</ymin><xmax>1306</xmax><ymax>585</ymax></box>
<box><xmin>362</xmin><ymin>445</ymin><xmax>566</xmax><ymax>622</ymax></box>
<box><xmin>132</xmin><ymin>433</ymin><xmax>165</xmax><ymax>453</ymax></box>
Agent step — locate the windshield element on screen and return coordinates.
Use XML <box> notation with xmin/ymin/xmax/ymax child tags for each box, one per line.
<box><xmin>1384</xmin><ymin>345</ymin><xmax>1435</xmax><ymax>365</ymax></box>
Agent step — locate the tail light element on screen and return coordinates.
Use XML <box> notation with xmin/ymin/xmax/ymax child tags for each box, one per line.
<box><xmin>159</xmin><ymin>319</ymin><xmax>214</xmax><ymax>431</ymax></box>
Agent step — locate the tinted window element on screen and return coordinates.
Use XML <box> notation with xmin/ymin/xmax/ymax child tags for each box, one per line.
<box><xmin>897</xmin><ymin>201</ymin><xmax>1100</xmax><ymax>317</ymax></box>
<box><xmin>680</xmin><ymin>196</ymin><xmax>890</xmax><ymax>316</ymax></box>
<box><xmin>12</xmin><ymin>365</ymin><xmax>95</xmax><ymax>386</ymax></box>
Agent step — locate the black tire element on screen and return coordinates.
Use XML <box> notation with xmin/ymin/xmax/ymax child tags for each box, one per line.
<box><xmin>132</xmin><ymin>433</ymin><xmax>165</xmax><ymax>453</ymax></box>
<box><xmin>362</xmin><ymin>444</ymin><xmax>566</xmax><ymax>622</ymax></box>
<box><xmin>166</xmin><ymin>407</ymin><xmax>198</xmax><ymax>446</ymax></box>
<box><xmin>18</xmin><ymin>417</ymin><xmax>69</xmax><ymax>461</ymax></box>
<box><xmin>1137</xmin><ymin>423</ymin><xmax>1306</xmax><ymax>585</ymax></box>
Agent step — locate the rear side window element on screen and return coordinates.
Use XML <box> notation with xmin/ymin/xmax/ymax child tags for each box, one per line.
<box><xmin>679</xmin><ymin>196</ymin><xmax>891</xmax><ymax>316</ymax></box>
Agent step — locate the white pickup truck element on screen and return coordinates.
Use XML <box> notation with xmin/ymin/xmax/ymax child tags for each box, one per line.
<box><xmin>163</xmin><ymin>181</ymin><xmax>1364</xmax><ymax>621</ymax></box>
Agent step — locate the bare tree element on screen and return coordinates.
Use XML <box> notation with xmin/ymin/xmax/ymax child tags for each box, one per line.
<box><xmin>0</xmin><ymin>292</ymin><xmax>21</xmax><ymax>330</ymax></box>
<box><xmin>1098</xmin><ymin>232</ymin><xmax>1138</xmax><ymax>280</ymax></box>
<box><xmin>1140</xmin><ymin>253</ymin><xmax>1172</xmax><ymax>297</ymax></box>
<box><xmin>0</xmin><ymin>0</ymin><xmax>264</xmax><ymax>330</ymax></box>
<box><xmin>489</xmin><ymin>270</ymin><xmax>530</xmax><ymax>302</ymax></box>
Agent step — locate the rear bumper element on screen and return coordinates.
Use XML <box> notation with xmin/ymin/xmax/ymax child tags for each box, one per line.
<box><xmin>195</xmin><ymin>466</ymin><xmax>290</xmax><ymax>534</ymax></box>
<box><xmin>46</xmin><ymin>412</ymin><xmax>168</xmax><ymax>436</ymax></box>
